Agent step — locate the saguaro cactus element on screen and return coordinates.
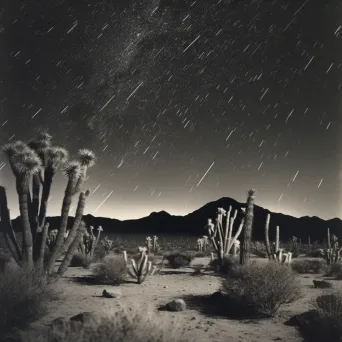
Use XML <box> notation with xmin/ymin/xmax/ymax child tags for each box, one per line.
<box><xmin>123</xmin><ymin>247</ymin><xmax>156</xmax><ymax>284</ymax></box>
<box><xmin>2</xmin><ymin>133</ymin><xmax>95</xmax><ymax>281</ymax></box>
<box><xmin>240</xmin><ymin>189</ymin><xmax>256</xmax><ymax>265</ymax></box>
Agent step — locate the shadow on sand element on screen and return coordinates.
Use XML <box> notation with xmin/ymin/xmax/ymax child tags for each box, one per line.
<box><xmin>180</xmin><ymin>293</ymin><xmax>268</xmax><ymax>321</ymax></box>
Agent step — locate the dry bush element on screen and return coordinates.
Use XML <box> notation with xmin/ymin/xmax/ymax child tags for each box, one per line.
<box><xmin>294</xmin><ymin>292</ymin><xmax>342</xmax><ymax>342</ymax></box>
<box><xmin>209</xmin><ymin>255</ymin><xmax>239</xmax><ymax>274</ymax></box>
<box><xmin>326</xmin><ymin>262</ymin><xmax>342</xmax><ymax>278</ymax></box>
<box><xmin>22</xmin><ymin>304</ymin><xmax>196</xmax><ymax>342</ymax></box>
<box><xmin>91</xmin><ymin>255</ymin><xmax>127</xmax><ymax>285</ymax></box>
<box><xmin>0</xmin><ymin>264</ymin><xmax>57</xmax><ymax>341</ymax></box>
<box><xmin>70</xmin><ymin>252</ymin><xmax>93</xmax><ymax>268</ymax></box>
<box><xmin>291</xmin><ymin>259</ymin><xmax>328</xmax><ymax>274</ymax></box>
<box><xmin>252</xmin><ymin>250</ymin><xmax>268</xmax><ymax>258</ymax></box>
<box><xmin>220</xmin><ymin>262</ymin><xmax>301</xmax><ymax>317</ymax></box>
<box><xmin>164</xmin><ymin>251</ymin><xmax>194</xmax><ymax>268</ymax></box>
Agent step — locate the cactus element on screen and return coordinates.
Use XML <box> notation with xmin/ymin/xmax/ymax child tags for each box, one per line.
<box><xmin>152</xmin><ymin>235</ymin><xmax>159</xmax><ymax>253</ymax></box>
<box><xmin>101</xmin><ymin>236</ymin><xmax>113</xmax><ymax>255</ymax></box>
<box><xmin>264</xmin><ymin>214</ymin><xmax>292</xmax><ymax>264</ymax></box>
<box><xmin>77</xmin><ymin>225</ymin><xmax>103</xmax><ymax>268</ymax></box>
<box><xmin>1</xmin><ymin>133</ymin><xmax>95</xmax><ymax>281</ymax></box>
<box><xmin>146</xmin><ymin>236</ymin><xmax>152</xmax><ymax>254</ymax></box>
<box><xmin>325</xmin><ymin>228</ymin><xmax>342</xmax><ymax>265</ymax></box>
<box><xmin>123</xmin><ymin>247</ymin><xmax>156</xmax><ymax>284</ymax></box>
<box><xmin>240</xmin><ymin>189</ymin><xmax>256</xmax><ymax>265</ymax></box>
<box><xmin>207</xmin><ymin>206</ymin><xmax>245</xmax><ymax>265</ymax></box>
<box><xmin>197</xmin><ymin>238</ymin><xmax>204</xmax><ymax>252</ymax></box>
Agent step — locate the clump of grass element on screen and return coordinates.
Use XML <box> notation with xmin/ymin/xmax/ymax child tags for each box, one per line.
<box><xmin>23</xmin><ymin>304</ymin><xmax>196</xmax><ymax>342</ymax></box>
<box><xmin>291</xmin><ymin>259</ymin><xmax>328</xmax><ymax>274</ymax></box>
<box><xmin>0</xmin><ymin>264</ymin><xmax>57</xmax><ymax>341</ymax></box>
<box><xmin>164</xmin><ymin>251</ymin><xmax>194</xmax><ymax>268</ymax></box>
<box><xmin>91</xmin><ymin>255</ymin><xmax>127</xmax><ymax>285</ymax></box>
<box><xmin>220</xmin><ymin>262</ymin><xmax>301</xmax><ymax>317</ymax></box>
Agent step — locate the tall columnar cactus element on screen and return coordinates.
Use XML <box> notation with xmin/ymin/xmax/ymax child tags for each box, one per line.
<box><xmin>123</xmin><ymin>247</ymin><xmax>156</xmax><ymax>284</ymax></box>
<box><xmin>325</xmin><ymin>228</ymin><xmax>342</xmax><ymax>265</ymax></box>
<box><xmin>2</xmin><ymin>133</ymin><xmax>95</xmax><ymax>281</ymax></box>
<box><xmin>240</xmin><ymin>189</ymin><xmax>256</xmax><ymax>265</ymax></box>
<box><xmin>206</xmin><ymin>206</ymin><xmax>245</xmax><ymax>265</ymax></box>
<box><xmin>265</xmin><ymin>214</ymin><xmax>292</xmax><ymax>264</ymax></box>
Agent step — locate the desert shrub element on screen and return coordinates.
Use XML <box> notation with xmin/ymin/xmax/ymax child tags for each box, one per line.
<box><xmin>252</xmin><ymin>250</ymin><xmax>267</xmax><ymax>258</ymax></box>
<box><xmin>23</xmin><ymin>304</ymin><xmax>196</xmax><ymax>342</ymax></box>
<box><xmin>209</xmin><ymin>255</ymin><xmax>239</xmax><ymax>274</ymax></box>
<box><xmin>295</xmin><ymin>292</ymin><xmax>342</xmax><ymax>342</ymax></box>
<box><xmin>326</xmin><ymin>262</ymin><xmax>342</xmax><ymax>278</ymax></box>
<box><xmin>0</xmin><ymin>264</ymin><xmax>56</xmax><ymax>341</ymax></box>
<box><xmin>165</xmin><ymin>251</ymin><xmax>194</xmax><ymax>268</ymax></box>
<box><xmin>91</xmin><ymin>255</ymin><xmax>127</xmax><ymax>285</ymax></box>
<box><xmin>220</xmin><ymin>262</ymin><xmax>301</xmax><ymax>317</ymax></box>
<box><xmin>70</xmin><ymin>252</ymin><xmax>93</xmax><ymax>268</ymax></box>
<box><xmin>193</xmin><ymin>251</ymin><xmax>207</xmax><ymax>258</ymax></box>
<box><xmin>306</xmin><ymin>249</ymin><xmax>325</xmax><ymax>258</ymax></box>
<box><xmin>291</xmin><ymin>260</ymin><xmax>328</xmax><ymax>274</ymax></box>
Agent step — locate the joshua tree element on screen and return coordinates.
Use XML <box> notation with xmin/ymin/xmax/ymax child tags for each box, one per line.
<box><xmin>240</xmin><ymin>189</ymin><xmax>256</xmax><ymax>265</ymax></box>
<box><xmin>1</xmin><ymin>133</ymin><xmax>95</xmax><ymax>281</ymax></box>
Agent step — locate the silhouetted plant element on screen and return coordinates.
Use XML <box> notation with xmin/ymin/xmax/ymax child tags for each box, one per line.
<box><xmin>1</xmin><ymin>133</ymin><xmax>95</xmax><ymax>282</ymax></box>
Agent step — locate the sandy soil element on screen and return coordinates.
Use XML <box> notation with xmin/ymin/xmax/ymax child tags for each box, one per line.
<box><xmin>30</xmin><ymin>257</ymin><xmax>339</xmax><ymax>342</ymax></box>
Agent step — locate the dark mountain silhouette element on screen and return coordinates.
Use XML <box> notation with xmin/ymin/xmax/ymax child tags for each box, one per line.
<box><xmin>7</xmin><ymin>197</ymin><xmax>342</xmax><ymax>242</ymax></box>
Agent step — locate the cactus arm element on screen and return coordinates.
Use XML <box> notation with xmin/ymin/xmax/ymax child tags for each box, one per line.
<box><xmin>227</xmin><ymin>210</ymin><xmax>237</xmax><ymax>253</ymax></box>
<box><xmin>55</xmin><ymin>226</ymin><xmax>86</xmax><ymax>280</ymax></box>
<box><xmin>223</xmin><ymin>206</ymin><xmax>232</xmax><ymax>254</ymax></box>
<box><xmin>229</xmin><ymin>217</ymin><xmax>245</xmax><ymax>251</ymax></box>
<box><xmin>275</xmin><ymin>226</ymin><xmax>279</xmax><ymax>254</ymax></box>
<box><xmin>55</xmin><ymin>191</ymin><xmax>89</xmax><ymax>261</ymax></box>
<box><xmin>264</xmin><ymin>213</ymin><xmax>273</xmax><ymax>260</ymax></box>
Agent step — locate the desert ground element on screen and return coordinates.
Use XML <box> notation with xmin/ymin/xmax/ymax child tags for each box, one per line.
<box><xmin>27</xmin><ymin>253</ymin><xmax>336</xmax><ymax>342</ymax></box>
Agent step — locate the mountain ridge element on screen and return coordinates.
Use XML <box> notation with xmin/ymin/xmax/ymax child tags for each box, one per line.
<box><xmin>7</xmin><ymin>196</ymin><xmax>342</xmax><ymax>241</ymax></box>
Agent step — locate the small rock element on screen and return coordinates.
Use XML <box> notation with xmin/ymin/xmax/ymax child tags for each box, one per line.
<box><xmin>165</xmin><ymin>299</ymin><xmax>186</xmax><ymax>312</ymax></box>
<box><xmin>191</xmin><ymin>317</ymin><xmax>196</xmax><ymax>320</ymax></box>
<box><xmin>102</xmin><ymin>289</ymin><xmax>119</xmax><ymax>298</ymax></box>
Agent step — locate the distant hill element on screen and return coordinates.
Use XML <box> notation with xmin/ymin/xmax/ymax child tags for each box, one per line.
<box><xmin>7</xmin><ymin>197</ymin><xmax>342</xmax><ymax>242</ymax></box>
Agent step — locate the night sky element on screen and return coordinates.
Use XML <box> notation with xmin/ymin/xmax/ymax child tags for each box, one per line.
<box><xmin>1</xmin><ymin>0</ymin><xmax>341</xmax><ymax>221</ymax></box>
